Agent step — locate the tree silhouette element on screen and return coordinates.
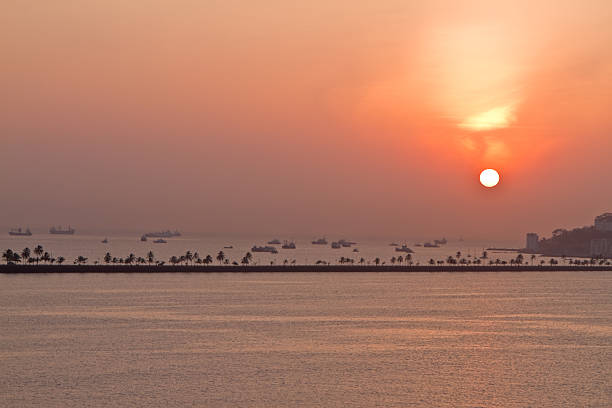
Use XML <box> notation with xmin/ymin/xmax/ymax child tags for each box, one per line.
<box><xmin>2</xmin><ymin>249</ymin><xmax>14</xmax><ymax>264</ymax></box>
<box><xmin>216</xmin><ymin>251</ymin><xmax>225</xmax><ymax>264</ymax></box>
<box><xmin>21</xmin><ymin>248</ymin><xmax>31</xmax><ymax>264</ymax></box>
<box><xmin>104</xmin><ymin>252</ymin><xmax>112</xmax><ymax>264</ymax></box>
<box><xmin>34</xmin><ymin>245</ymin><xmax>43</xmax><ymax>264</ymax></box>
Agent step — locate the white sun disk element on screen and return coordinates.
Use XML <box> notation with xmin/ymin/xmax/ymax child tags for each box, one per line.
<box><xmin>480</xmin><ymin>169</ymin><xmax>500</xmax><ymax>187</ymax></box>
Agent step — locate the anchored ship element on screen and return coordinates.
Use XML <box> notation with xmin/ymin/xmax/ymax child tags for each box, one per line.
<box><xmin>143</xmin><ymin>230</ymin><xmax>181</xmax><ymax>238</ymax></box>
<box><xmin>312</xmin><ymin>238</ymin><xmax>328</xmax><ymax>245</ymax></box>
<box><xmin>251</xmin><ymin>246</ymin><xmax>278</xmax><ymax>253</ymax></box>
<box><xmin>282</xmin><ymin>241</ymin><xmax>296</xmax><ymax>249</ymax></box>
<box><xmin>9</xmin><ymin>228</ymin><xmax>32</xmax><ymax>236</ymax></box>
<box><xmin>395</xmin><ymin>244</ymin><xmax>414</xmax><ymax>253</ymax></box>
<box><xmin>49</xmin><ymin>226</ymin><xmax>75</xmax><ymax>235</ymax></box>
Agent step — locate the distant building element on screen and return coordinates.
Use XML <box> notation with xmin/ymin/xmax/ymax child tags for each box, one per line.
<box><xmin>594</xmin><ymin>213</ymin><xmax>612</xmax><ymax>232</ymax></box>
<box><xmin>590</xmin><ymin>238</ymin><xmax>612</xmax><ymax>257</ymax></box>
<box><xmin>526</xmin><ymin>233</ymin><xmax>539</xmax><ymax>252</ymax></box>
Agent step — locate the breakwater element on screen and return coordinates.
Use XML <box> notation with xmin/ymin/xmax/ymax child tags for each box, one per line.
<box><xmin>1</xmin><ymin>264</ymin><xmax>612</xmax><ymax>273</ymax></box>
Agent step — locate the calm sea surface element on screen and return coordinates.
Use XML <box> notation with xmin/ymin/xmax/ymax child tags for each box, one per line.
<box><xmin>2</xmin><ymin>272</ymin><xmax>611</xmax><ymax>407</ymax></box>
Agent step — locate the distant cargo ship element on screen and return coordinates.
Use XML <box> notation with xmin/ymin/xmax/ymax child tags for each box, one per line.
<box><xmin>50</xmin><ymin>226</ymin><xmax>75</xmax><ymax>235</ymax></box>
<box><xmin>143</xmin><ymin>230</ymin><xmax>181</xmax><ymax>238</ymax></box>
<box><xmin>251</xmin><ymin>245</ymin><xmax>278</xmax><ymax>253</ymax></box>
<box><xmin>9</xmin><ymin>228</ymin><xmax>32</xmax><ymax>236</ymax></box>
<box><xmin>153</xmin><ymin>239</ymin><xmax>167</xmax><ymax>244</ymax></box>
<box><xmin>395</xmin><ymin>244</ymin><xmax>414</xmax><ymax>253</ymax></box>
<box><xmin>282</xmin><ymin>241</ymin><xmax>296</xmax><ymax>249</ymax></box>
<box><xmin>267</xmin><ymin>239</ymin><xmax>281</xmax><ymax>245</ymax></box>
<box><xmin>312</xmin><ymin>238</ymin><xmax>328</xmax><ymax>245</ymax></box>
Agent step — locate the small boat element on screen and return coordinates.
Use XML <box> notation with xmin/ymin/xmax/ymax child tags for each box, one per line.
<box><xmin>282</xmin><ymin>241</ymin><xmax>296</xmax><ymax>249</ymax></box>
<box><xmin>395</xmin><ymin>245</ymin><xmax>414</xmax><ymax>253</ymax></box>
<box><xmin>251</xmin><ymin>245</ymin><xmax>278</xmax><ymax>253</ymax></box>
<box><xmin>331</xmin><ymin>242</ymin><xmax>341</xmax><ymax>249</ymax></box>
<box><xmin>223</xmin><ymin>245</ymin><xmax>233</xmax><ymax>249</ymax></box>
<box><xmin>153</xmin><ymin>239</ymin><xmax>167</xmax><ymax>244</ymax></box>
<box><xmin>414</xmin><ymin>243</ymin><xmax>423</xmax><ymax>247</ymax></box>
<box><xmin>434</xmin><ymin>238</ymin><xmax>447</xmax><ymax>245</ymax></box>
<box><xmin>312</xmin><ymin>238</ymin><xmax>328</xmax><ymax>245</ymax></box>
<box><xmin>101</xmin><ymin>238</ymin><xmax>108</xmax><ymax>243</ymax></box>
<box><xmin>140</xmin><ymin>235</ymin><xmax>147</xmax><ymax>242</ymax></box>
<box><xmin>352</xmin><ymin>248</ymin><xmax>359</xmax><ymax>252</ymax></box>
<box><xmin>389</xmin><ymin>243</ymin><xmax>399</xmax><ymax>246</ymax></box>
<box><xmin>9</xmin><ymin>228</ymin><xmax>32</xmax><ymax>236</ymax></box>
<box><xmin>267</xmin><ymin>239</ymin><xmax>281</xmax><ymax>245</ymax></box>
<box><xmin>423</xmin><ymin>242</ymin><xmax>439</xmax><ymax>248</ymax></box>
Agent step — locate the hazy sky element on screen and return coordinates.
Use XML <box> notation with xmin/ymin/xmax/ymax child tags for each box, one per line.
<box><xmin>2</xmin><ymin>0</ymin><xmax>611</xmax><ymax>240</ymax></box>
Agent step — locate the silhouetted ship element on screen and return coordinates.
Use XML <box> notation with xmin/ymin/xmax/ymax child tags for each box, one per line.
<box><xmin>9</xmin><ymin>228</ymin><xmax>32</xmax><ymax>236</ymax></box>
<box><xmin>251</xmin><ymin>245</ymin><xmax>278</xmax><ymax>253</ymax></box>
<box><xmin>395</xmin><ymin>245</ymin><xmax>414</xmax><ymax>253</ymax></box>
<box><xmin>101</xmin><ymin>238</ymin><xmax>108</xmax><ymax>243</ymax></box>
<box><xmin>140</xmin><ymin>235</ymin><xmax>147</xmax><ymax>242</ymax></box>
<box><xmin>338</xmin><ymin>239</ymin><xmax>356</xmax><ymax>247</ymax></box>
<box><xmin>143</xmin><ymin>230</ymin><xmax>181</xmax><ymax>238</ymax></box>
<box><xmin>223</xmin><ymin>245</ymin><xmax>233</xmax><ymax>249</ymax></box>
<box><xmin>267</xmin><ymin>239</ymin><xmax>281</xmax><ymax>245</ymax></box>
<box><xmin>153</xmin><ymin>239</ymin><xmax>167</xmax><ymax>243</ymax></box>
<box><xmin>434</xmin><ymin>238</ymin><xmax>448</xmax><ymax>245</ymax></box>
<box><xmin>423</xmin><ymin>242</ymin><xmax>439</xmax><ymax>248</ymax></box>
<box><xmin>331</xmin><ymin>242</ymin><xmax>342</xmax><ymax>249</ymax></box>
<box><xmin>49</xmin><ymin>226</ymin><xmax>75</xmax><ymax>235</ymax></box>
<box><xmin>281</xmin><ymin>241</ymin><xmax>296</xmax><ymax>249</ymax></box>
<box><xmin>312</xmin><ymin>238</ymin><xmax>328</xmax><ymax>245</ymax></box>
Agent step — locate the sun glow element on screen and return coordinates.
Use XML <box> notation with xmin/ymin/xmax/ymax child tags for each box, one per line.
<box><xmin>479</xmin><ymin>168</ymin><xmax>500</xmax><ymax>187</ymax></box>
<box><xmin>459</xmin><ymin>104</ymin><xmax>516</xmax><ymax>131</ymax></box>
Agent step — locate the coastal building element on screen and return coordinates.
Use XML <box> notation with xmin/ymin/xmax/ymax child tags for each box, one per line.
<box><xmin>590</xmin><ymin>238</ymin><xmax>612</xmax><ymax>257</ymax></box>
<box><xmin>525</xmin><ymin>233</ymin><xmax>539</xmax><ymax>252</ymax></box>
<box><xmin>594</xmin><ymin>213</ymin><xmax>612</xmax><ymax>232</ymax></box>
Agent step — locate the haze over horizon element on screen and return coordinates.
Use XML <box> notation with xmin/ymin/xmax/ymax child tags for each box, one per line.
<box><xmin>2</xmin><ymin>0</ymin><xmax>611</xmax><ymax>240</ymax></box>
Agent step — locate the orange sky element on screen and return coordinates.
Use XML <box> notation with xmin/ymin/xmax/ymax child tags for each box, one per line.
<box><xmin>1</xmin><ymin>0</ymin><xmax>611</xmax><ymax>240</ymax></box>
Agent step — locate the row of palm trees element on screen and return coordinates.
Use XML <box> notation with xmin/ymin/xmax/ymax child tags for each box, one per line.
<box><xmin>2</xmin><ymin>246</ymin><xmax>611</xmax><ymax>267</ymax></box>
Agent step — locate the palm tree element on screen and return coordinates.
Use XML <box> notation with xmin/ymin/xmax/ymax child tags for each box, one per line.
<box><xmin>216</xmin><ymin>251</ymin><xmax>225</xmax><ymax>264</ymax></box>
<box><xmin>185</xmin><ymin>251</ymin><xmax>193</xmax><ymax>265</ymax></box>
<box><xmin>2</xmin><ymin>249</ymin><xmax>14</xmax><ymax>264</ymax></box>
<box><xmin>75</xmin><ymin>256</ymin><xmax>87</xmax><ymax>265</ymax></box>
<box><xmin>41</xmin><ymin>252</ymin><xmax>51</xmax><ymax>264</ymax></box>
<box><xmin>169</xmin><ymin>256</ymin><xmax>179</xmax><ymax>265</ymax></box>
<box><xmin>21</xmin><ymin>248</ymin><xmax>31</xmax><ymax>264</ymax></box>
<box><xmin>374</xmin><ymin>257</ymin><xmax>380</xmax><ymax>266</ymax></box>
<box><xmin>359</xmin><ymin>257</ymin><xmax>365</xmax><ymax>265</ymax></box>
<box><xmin>246</xmin><ymin>252</ymin><xmax>253</xmax><ymax>263</ymax></box>
<box><xmin>397</xmin><ymin>255</ymin><xmax>403</xmax><ymax>264</ymax></box>
<box><xmin>34</xmin><ymin>245</ymin><xmax>44</xmax><ymax>264</ymax></box>
<box><xmin>125</xmin><ymin>253</ymin><xmax>136</xmax><ymax>265</ymax></box>
<box><xmin>147</xmin><ymin>251</ymin><xmax>155</xmax><ymax>265</ymax></box>
<box><xmin>104</xmin><ymin>252</ymin><xmax>112</xmax><ymax>264</ymax></box>
<box><xmin>57</xmin><ymin>256</ymin><xmax>65</xmax><ymax>265</ymax></box>
<box><xmin>204</xmin><ymin>255</ymin><xmax>213</xmax><ymax>266</ymax></box>
<box><xmin>390</xmin><ymin>256</ymin><xmax>396</xmax><ymax>266</ymax></box>
<box><xmin>241</xmin><ymin>255</ymin><xmax>249</xmax><ymax>265</ymax></box>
